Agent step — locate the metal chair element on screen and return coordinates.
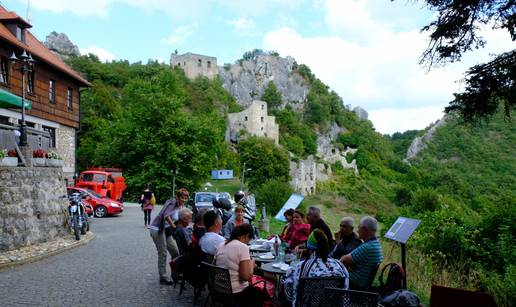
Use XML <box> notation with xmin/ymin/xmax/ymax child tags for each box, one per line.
<box><xmin>202</xmin><ymin>262</ymin><xmax>239</xmax><ymax>307</ymax></box>
<box><xmin>321</xmin><ymin>287</ymin><xmax>379</xmax><ymax>307</ymax></box>
<box><xmin>295</xmin><ymin>276</ymin><xmax>345</xmax><ymax>307</ymax></box>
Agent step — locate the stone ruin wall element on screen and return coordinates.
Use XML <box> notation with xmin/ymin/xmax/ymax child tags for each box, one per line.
<box><xmin>226</xmin><ymin>100</ymin><xmax>279</xmax><ymax>144</ymax></box>
<box><xmin>0</xmin><ymin>167</ymin><xmax>69</xmax><ymax>251</ymax></box>
<box><xmin>170</xmin><ymin>53</ymin><xmax>218</xmax><ymax>80</ymax></box>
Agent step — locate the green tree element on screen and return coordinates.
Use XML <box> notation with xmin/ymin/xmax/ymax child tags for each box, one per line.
<box><xmin>238</xmin><ymin>136</ymin><xmax>290</xmax><ymax>190</ymax></box>
<box><xmin>255</xmin><ymin>179</ymin><xmax>293</xmax><ymax>215</ymax></box>
<box><xmin>261</xmin><ymin>81</ymin><xmax>282</xmax><ymax>109</ymax></box>
<box><xmin>407</xmin><ymin>0</ymin><xmax>515</xmax><ymax>122</ymax></box>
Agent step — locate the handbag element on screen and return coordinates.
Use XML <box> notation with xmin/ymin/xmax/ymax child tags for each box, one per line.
<box><xmin>150</xmin><ymin>194</ymin><xmax>156</xmax><ymax>206</ymax></box>
<box><xmin>249</xmin><ymin>275</ymin><xmax>275</xmax><ymax>299</ymax></box>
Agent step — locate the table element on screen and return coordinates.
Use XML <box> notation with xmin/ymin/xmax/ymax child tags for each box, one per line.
<box><xmin>249</xmin><ymin>245</ymin><xmax>271</xmax><ymax>253</ymax></box>
<box><xmin>261</xmin><ymin>262</ymin><xmax>289</xmax><ymax>302</ymax></box>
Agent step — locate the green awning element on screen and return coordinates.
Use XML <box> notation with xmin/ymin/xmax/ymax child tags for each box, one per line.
<box><xmin>0</xmin><ymin>88</ymin><xmax>31</xmax><ymax>110</ymax></box>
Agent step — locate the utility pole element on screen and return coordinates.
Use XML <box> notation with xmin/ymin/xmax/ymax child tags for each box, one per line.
<box><xmin>240</xmin><ymin>163</ymin><xmax>252</xmax><ymax>191</ymax></box>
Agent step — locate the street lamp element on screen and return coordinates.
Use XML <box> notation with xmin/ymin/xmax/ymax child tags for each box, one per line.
<box><xmin>240</xmin><ymin>162</ymin><xmax>252</xmax><ymax>190</ymax></box>
<box><xmin>9</xmin><ymin>49</ymin><xmax>35</xmax><ymax>147</ymax></box>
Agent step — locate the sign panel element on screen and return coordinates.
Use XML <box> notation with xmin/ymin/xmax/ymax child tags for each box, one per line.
<box><xmin>384</xmin><ymin>217</ymin><xmax>421</xmax><ymax>244</ymax></box>
<box><xmin>274</xmin><ymin>193</ymin><xmax>305</xmax><ymax>221</ymax></box>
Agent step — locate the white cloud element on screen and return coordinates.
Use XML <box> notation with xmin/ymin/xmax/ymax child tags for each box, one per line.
<box><xmin>369</xmin><ymin>105</ymin><xmax>446</xmax><ymax>135</ymax></box>
<box><xmin>263</xmin><ymin>0</ymin><xmax>513</xmax><ymax>134</ymax></box>
<box><xmin>79</xmin><ymin>46</ymin><xmax>115</xmax><ymax>62</ymax></box>
<box><xmin>226</xmin><ymin>17</ymin><xmax>256</xmax><ymax>35</ymax></box>
<box><xmin>28</xmin><ymin>0</ymin><xmax>111</xmax><ymax>17</ymax></box>
<box><xmin>160</xmin><ymin>26</ymin><xmax>192</xmax><ymax>45</ymax></box>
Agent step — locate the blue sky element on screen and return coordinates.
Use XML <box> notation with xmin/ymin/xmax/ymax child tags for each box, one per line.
<box><xmin>4</xmin><ymin>0</ymin><xmax>514</xmax><ymax>134</ymax></box>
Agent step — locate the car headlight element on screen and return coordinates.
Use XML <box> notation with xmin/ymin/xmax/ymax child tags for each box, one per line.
<box><xmin>110</xmin><ymin>202</ymin><xmax>120</xmax><ymax>208</ymax></box>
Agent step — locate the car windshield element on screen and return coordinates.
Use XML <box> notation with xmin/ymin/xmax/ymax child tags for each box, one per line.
<box><xmin>84</xmin><ymin>189</ymin><xmax>103</xmax><ymax>198</ymax></box>
<box><xmin>195</xmin><ymin>193</ymin><xmax>217</xmax><ymax>203</ymax></box>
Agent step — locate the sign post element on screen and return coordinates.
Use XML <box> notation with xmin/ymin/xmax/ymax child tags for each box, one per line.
<box><xmin>384</xmin><ymin>217</ymin><xmax>421</xmax><ymax>289</ymax></box>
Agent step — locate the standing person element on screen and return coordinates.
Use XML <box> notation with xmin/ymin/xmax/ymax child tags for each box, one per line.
<box><xmin>307</xmin><ymin>206</ymin><xmax>334</xmax><ymax>248</ymax></box>
<box><xmin>330</xmin><ymin>217</ymin><xmax>362</xmax><ymax>259</ymax></box>
<box><xmin>149</xmin><ymin>188</ymin><xmax>190</xmax><ymax>285</ymax></box>
<box><xmin>223</xmin><ymin>205</ymin><xmax>249</xmax><ymax>239</ymax></box>
<box><xmin>139</xmin><ymin>186</ymin><xmax>155</xmax><ymax>228</ymax></box>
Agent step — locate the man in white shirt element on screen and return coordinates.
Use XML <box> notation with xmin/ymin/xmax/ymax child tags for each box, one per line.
<box><xmin>199</xmin><ymin>210</ymin><xmax>225</xmax><ymax>255</ymax></box>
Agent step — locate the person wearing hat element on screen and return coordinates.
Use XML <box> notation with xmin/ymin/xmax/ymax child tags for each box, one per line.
<box><xmin>284</xmin><ymin>229</ymin><xmax>349</xmax><ymax>306</ymax></box>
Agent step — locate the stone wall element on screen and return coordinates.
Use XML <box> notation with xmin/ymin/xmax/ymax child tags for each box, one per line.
<box><xmin>56</xmin><ymin>125</ymin><xmax>75</xmax><ymax>182</ymax></box>
<box><xmin>0</xmin><ymin>167</ymin><xmax>69</xmax><ymax>251</ymax></box>
<box><xmin>170</xmin><ymin>52</ymin><xmax>218</xmax><ymax>80</ymax></box>
<box><xmin>226</xmin><ymin>100</ymin><xmax>279</xmax><ymax>144</ymax></box>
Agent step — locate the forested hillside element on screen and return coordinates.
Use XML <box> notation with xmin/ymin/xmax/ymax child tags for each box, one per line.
<box><xmin>67</xmin><ymin>54</ymin><xmax>514</xmax><ymax>305</ymax></box>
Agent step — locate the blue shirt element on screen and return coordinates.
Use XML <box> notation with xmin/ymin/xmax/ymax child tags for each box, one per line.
<box><xmin>350</xmin><ymin>238</ymin><xmax>383</xmax><ymax>287</ymax></box>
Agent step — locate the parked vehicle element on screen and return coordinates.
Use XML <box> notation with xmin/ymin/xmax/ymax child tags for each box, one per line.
<box><xmin>74</xmin><ymin>168</ymin><xmax>126</xmax><ymax>202</ymax></box>
<box><xmin>193</xmin><ymin>192</ymin><xmax>219</xmax><ymax>212</ymax></box>
<box><xmin>67</xmin><ymin>187</ymin><xmax>124</xmax><ymax>218</ymax></box>
<box><xmin>67</xmin><ymin>192</ymin><xmax>89</xmax><ymax>240</ymax></box>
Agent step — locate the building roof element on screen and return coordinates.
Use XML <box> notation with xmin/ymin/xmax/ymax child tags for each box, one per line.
<box><xmin>0</xmin><ymin>6</ymin><xmax>90</xmax><ymax>87</ymax></box>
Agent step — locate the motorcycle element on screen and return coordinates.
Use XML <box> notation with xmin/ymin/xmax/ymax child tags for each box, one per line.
<box><xmin>68</xmin><ymin>192</ymin><xmax>90</xmax><ymax>240</ymax></box>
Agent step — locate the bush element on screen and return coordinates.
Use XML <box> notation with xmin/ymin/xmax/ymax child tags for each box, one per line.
<box><xmin>255</xmin><ymin>179</ymin><xmax>293</xmax><ymax>215</ymax></box>
<box><xmin>412</xmin><ymin>188</ymin><xmax>441</xmax><ymax>213</ymax></box>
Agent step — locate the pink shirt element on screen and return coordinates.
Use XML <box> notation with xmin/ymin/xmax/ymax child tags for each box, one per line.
<box><xmin>215</xmin><ymin>240</ymin><xmax>251</xmax><ymax>293</ymax></box>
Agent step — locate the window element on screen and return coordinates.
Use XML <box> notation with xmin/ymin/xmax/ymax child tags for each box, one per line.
<box><xmin>27</xmin><ymin>71</ymin><xmax>35</xmax><ymax>95</ymax></box>
<box><xmin>43</xmin><ymin>126</ymin><xmax>56</xmax><ymax>148</ymax></box>
<box><xmin>198</xmin><ymin>59</ymin><xmax>202</xmax><ymax>67</ymax></box>
<box><xmin>261</xmin><ymin>127</ymin><xmax>264</xmax><ymax>131</ymax></box>
<box><xmin>261</xmin><ymin>104</ymin><xmax>265</xmax><ymax>110</ymax></box>
<box><xmin>207</xmin><ymin>61</ymin><xmax>211</xmax><ymax>68</ymax></box>
<box><xmin>0</xmin><ymin>57</ymin><xmax>8</xmax><ymax>84</ymax></box>
<box><xmin>15</xmin><ymin>26</ymin><xmax>23</xmax><ymax>41</ymax></box>
<box><xmin>67</xmin><ymin>88</ymin><xmax>73</xmax><ymax>110</ymax></box>
<box><xmin>261</xmin><ymin>117</ymin><xmax>264</xmax><ymax>122</ymax></box>
<box><xmin>49</xmin><ymin>79</ymin><xmax>55</xmax><ymax>102</ymax></box>
<box><xmin>244</xmin><ymin>116</ymin><xmax>248</xmax><ymax>121</ymax></box>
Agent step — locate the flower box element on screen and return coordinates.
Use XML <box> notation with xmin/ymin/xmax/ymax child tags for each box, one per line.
<box><xmin>47</xmin><ymin>159</ymin><xmax>63</xmax><ymax>167</ymax></box>
<box><xmin>32</xmin><ymin>157</ymin><xmax>47</xmax><ymax>167</ymax></box>
<box><xmin>1</xmin><ymin>157</ymin><xmax>18</xmax><ymax>166</ymax></box>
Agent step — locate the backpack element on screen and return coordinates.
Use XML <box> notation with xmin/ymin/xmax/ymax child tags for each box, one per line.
<box><xmin>380</xmin><ymin>289</ymin><xmax>421</xmax><ymax>307</ymax></box>
<box><xmin>379</xmin><ymin>263</ymin><xmax>405</xmax><ymax>296</ymax></box>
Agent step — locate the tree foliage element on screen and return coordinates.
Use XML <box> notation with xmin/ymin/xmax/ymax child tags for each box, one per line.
<box><xmin>261</xmin><ymin>81</ymin><xmax>282</xmax><ymax>109</ymax></box>
<box><xmin>410</xmin><ymin>0</ymin><xmax>516</xmax><ymax>122</ymax></box>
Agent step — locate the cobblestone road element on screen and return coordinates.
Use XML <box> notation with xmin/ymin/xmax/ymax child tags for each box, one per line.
<box><xmin>0</xmin><ymin>205</ymin><xmax>200</xmax><ymax>307</ymax></box>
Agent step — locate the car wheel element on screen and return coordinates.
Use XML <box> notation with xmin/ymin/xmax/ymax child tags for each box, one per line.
<box><xmin>95</xmin><ymin>205</ymin><xmax>107</xmax><ymax>218</ymax></box>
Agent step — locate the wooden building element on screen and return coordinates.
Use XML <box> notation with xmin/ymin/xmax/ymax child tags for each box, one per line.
<box><xmin>0</xmin><ymin>5</ymin><xmax>90</xmax><ymax>181</ymax></box>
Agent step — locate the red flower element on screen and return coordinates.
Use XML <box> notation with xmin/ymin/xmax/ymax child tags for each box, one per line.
<box><xmin>33</xmin><ymin>148</ymin><xmax>47</xmax><ymax>158</ymax></box>
<box><xmin>7</xmin><ymin>149</ymin><xmax>17</xmax><ymax>157</ymax></box>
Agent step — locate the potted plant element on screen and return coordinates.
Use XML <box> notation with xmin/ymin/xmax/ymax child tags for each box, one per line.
<box><xmin>47</xmin><ymin>151</ymin><xmax>63</xmax><ymax>167</ymax></box>
<box><xmin>32</xmin><ymin>148</ymin><xmax>47</xmax><ymax>167</ymax></box>
<box><xmin>0</xmin><ymin>149</ymin><xmax>18</xmax><ymax>166</ymax></box>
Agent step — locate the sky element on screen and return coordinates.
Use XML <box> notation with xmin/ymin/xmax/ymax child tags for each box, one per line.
<box><xmin>3</xmin><ymin>0</ymin><xmax>514</xmax><ymax>134</ymax></box>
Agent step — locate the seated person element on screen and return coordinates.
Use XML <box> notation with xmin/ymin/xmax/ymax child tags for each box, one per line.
<box><xmin>330</xmin><ymin>217</ymin><xmax>362</xmax><ymax>259</ymax></box>
<box><xmin>191</xmin><ymin>208</ymin><xmax>208</xmax><ymax>248</ymax></box>
<box><xmin>284</xmin><ymin>230</ymin><xmax>349</xmax><ymax>306</ymax></box>
<box><xmin>340</xmin><ymin>216</ymin><xmax>383</xmax><ymax>290</ymax></box>
<box><xmin>199</xmin><ymin>210</ymin><xmax>225</xmax><ymax>256</ymax></box>
<box><xmin>285</xmin><ymin>210</ymin><xmax>311</xmax><ymax>250</ymax></box>
<box><xmin>279</xmin><ymin>209</ymin><xmax>295</xmax><ymax>241</ymax></box>
<box><xmin>173</xmin><ymin>208</ymin><xmax>193</xmax><ymax>254</ymax></box>
<box><xmin>307</xmin><ymin>206</ymin><xmax>334</xmax><ymax>248</ymax></box>
<box><xmin>215</xmin><ymin>224</ymin><xmax>256</xmax><ymax>294</ymax></box>
<box><xmin>223</xmin><ymin>205</ymin><xmax>249</xmax><ymax>239</ymax></box>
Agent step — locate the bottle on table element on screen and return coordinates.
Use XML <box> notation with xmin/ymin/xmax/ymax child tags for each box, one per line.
<box><xmin>274</xmin><ymin>235</ymin><xmax>280</xmax><ymax>257</ymax></box>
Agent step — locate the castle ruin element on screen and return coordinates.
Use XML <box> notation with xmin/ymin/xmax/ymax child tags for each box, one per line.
<box><xmin>226</xmin><ymin>100</ymin><xmax>279</xmax><ymax>144</ymax></box>
<box><xmin>170</xmin><ymin>52</ymin><xmax>218</xmax><ymax>79</ymax></box>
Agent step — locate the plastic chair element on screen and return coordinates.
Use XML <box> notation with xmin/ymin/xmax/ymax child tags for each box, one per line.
<box><xmin>321</xmin><ymin>287</ymin><xmax>379</xmax><ymax>307</ymax></box>
<box><xmin>295</xmin><ymin>276</ymin><xmax>345</xmax><ymax>307</ymax></box>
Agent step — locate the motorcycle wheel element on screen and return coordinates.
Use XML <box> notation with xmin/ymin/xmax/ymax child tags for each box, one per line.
<box><xmin>73</xmin><ymin>215</ymin><xmax>80</xmax><ymax>240</ymax></box>
<box><xmin>81</xmin><ymin>220</ymin><xmax>87</xmax><ymax>235</ymax></box>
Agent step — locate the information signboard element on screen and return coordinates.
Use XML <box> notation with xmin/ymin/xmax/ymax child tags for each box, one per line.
<box><xmin>274</xmin><ymin>193</ymin><xmax>304</xmax><ymax>221</ymax></box>
<box><xmin>384</xmin><ymin>217</ymin><xmax>421</xmax><ymax>244</ymax></box>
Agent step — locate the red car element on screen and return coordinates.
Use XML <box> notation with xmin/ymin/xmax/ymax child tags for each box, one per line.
<box><xmin>67</xmin><ymin>187</ymin><xmax>124</xmax><ymax>218</ymax></box>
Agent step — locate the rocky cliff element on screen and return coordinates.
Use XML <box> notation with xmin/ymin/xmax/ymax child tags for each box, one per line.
<box><xmin>44</xmin><ymin>31</ymin><xmax>80</xmax><ymax>59</ymax></box>
<box><xmin>218</xmin><ymin>55</ymin><xmax>309</xmax><ymax>109</ymax></box>
<box><xmin>405</xmin><ymin>118</ymin><xmax>447</xmax><ymax>161</ymax></box>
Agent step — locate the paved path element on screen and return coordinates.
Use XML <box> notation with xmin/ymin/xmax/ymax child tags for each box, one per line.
<box><xmin>0</xmin><ymin>205</ymin><xmax>199</xmax><ymax>307</ymax></box>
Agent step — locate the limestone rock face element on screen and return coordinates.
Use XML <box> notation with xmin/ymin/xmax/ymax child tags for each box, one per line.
<box><xmin>218</xmin><ymin>55</ymin><xmax>309</xmax><ymax>109</ymax></box>
<box><xmin>0</xmin><ymin>167</ymin><xmax>69</xmax><ymax>251</ymax></box>
<box><xmin>405</xmin><ymin>118</ymin><xmax>447</xmax><ymax>161</ymax></box>
<box><xmin>44</xmin><ymin>32</ymin><xmax>80</xmax><ymax>58</ymax></box>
